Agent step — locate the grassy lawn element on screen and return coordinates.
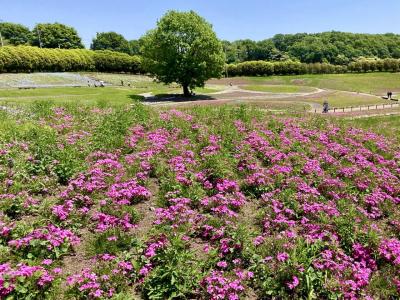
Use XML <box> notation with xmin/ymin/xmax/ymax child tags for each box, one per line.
<box><xmin>0</xmin><ymin>86</ymin><xmax>222</xmax><ymax>106</ymax></box>
<box><xmin>0</xmin><ymin>72</ymin><xmax>398</xmax><ymax>109</ymax></box>
<box><xmin>2</xmin><ymin>72</ymin><xmax>399</xmax><ymax>96</ymax></box>
<box><xmin>169</xmin><ymin>99</ymin><xmax>311</xmax><ymax>112</ymax></box>
<box><xmin>247</xmin><ymin>72</ymin><xmax>400</xmax><ymax>95</ymax></box>
<box><xmin>303</xmin><ymin>91</ymin><xmax>388</xmax><ymax>107</ymax></box>
<box><xmin>0</xmin><ymin>86</ymin><xmax>145</xmax><ymax>105</ymax></box>
<box><xmin>240</xmin><ymin>100</ymin><xmax>310</xmax><ymax>111</ymax></box>
<box><xmin>241</xmin><ymin>84</ymin><xmax>316</xmax><ymax>93</ymax></box>
<box><xmin>343</xmin><ymin>113</ymin><xmax>400</xmax><ymax>142</ymax></box>
<box><xmin>0</xmin><ymin>73</ymin><xmax>223</xmax><ymax>97</ymax></box>
<box><xmin>0</xmin><ymin>86</ymin><xmax>388</xmax><ymax>109</ymax></box>
<box><xmin>82</xmin><ymin>72</ymin><xmax>223</xmax><ymax>94</ymax></box>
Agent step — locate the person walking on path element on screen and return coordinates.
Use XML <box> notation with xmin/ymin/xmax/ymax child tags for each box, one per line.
<box><xmin>322</xmin><ymin>100</ymin><xmax>329</xmax><ymax>113</ymax></box>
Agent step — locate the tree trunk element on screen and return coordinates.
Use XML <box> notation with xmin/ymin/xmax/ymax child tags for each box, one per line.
<box><xmin>183</xmin><ymin>84</ymin><xmax>191</xmax><ymax>97</ymax></box>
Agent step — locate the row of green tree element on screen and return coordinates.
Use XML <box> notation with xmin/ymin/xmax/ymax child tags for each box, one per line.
<box><xmin>0</xmin><ymin>22</ymin><xmax>142</xmax><ymax>55</ymax></box>
<box><xmin>222</xmin><ymin>32</ymin><xmax>400</xmax><ymax>64</ymax></box>
<box><xmin>3</xmin><ymin>22</ymin><xmax>400</xmax><ymax>65</ymax></box>
<box><xmin>0</xmin><ymin>46</ymin><xmax>141</xmax><ymax>73</ymax></box>
<box><xmin>226</xmin><ymin>58</ymin><xmax>400</xmax><ymax>76</ymax></box>
<box><xmin>2</xmin><ymin>45</ymin><xmax>398</xmax><ymax>79</ymax></box>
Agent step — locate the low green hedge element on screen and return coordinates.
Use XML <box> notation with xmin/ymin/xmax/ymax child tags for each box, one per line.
<box><xmin>0</xmin><ymin>46</ymin><xmax>142</xmax><ymax>73</ymax></box>
<box><xmin>226</xmin><ymin>59</ymin><xmax>400</xmax><ymax>76</ymax></box>
<box><xmin>2</xmin><ymin>46</ymin><xmax>399</xmax><ymax>76</ymax></box>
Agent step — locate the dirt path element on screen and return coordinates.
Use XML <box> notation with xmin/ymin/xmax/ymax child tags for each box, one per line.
<box><xmin>208</xmin><ymin>85</ymin><xmax>324</xmax><ymax>97</ymax></box>
<box><xmin>140</xmin><ymin>85</ymin><xmax>327</xmax><ymax>111</ymax></box>
<box><xmin>141</xmin><ymin>84</ymin><xmax>400</xmax><ymax>116</ymax></box>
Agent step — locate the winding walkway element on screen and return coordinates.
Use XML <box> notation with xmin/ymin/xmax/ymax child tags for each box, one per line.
<box><xmin>140</xmin><ymin>85</ymin><xmax>326</xmax><ymax>112</ymax></box>
<box><xmin>140</xmin><ymin>84</ymin><xmax>400</xmax><ymax>116</ymax></box>
<box><xmin>140</xmin><ymin>85</ymin><xmax>325</xmax><ymax>108</ymax></box>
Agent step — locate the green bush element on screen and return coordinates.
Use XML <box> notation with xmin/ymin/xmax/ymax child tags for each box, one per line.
<box><xmin>227</xmin><ymin>58</ymin><xmax>400</xmax><ymax>77</ymax></box>
<box><xmin>0</xmin><ymin>46</ymin><xmax>142</xmax><ymax>73</ymax></box>
<box><xmin>2</xmin><ymin>45</ymin><xmax>399</xmax><ymax>76</ymax></box>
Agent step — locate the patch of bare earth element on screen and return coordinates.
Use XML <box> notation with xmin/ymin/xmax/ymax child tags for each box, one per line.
<box><xmin>237</xmin><ymin>197</ymin><xmax>262</xmax><ymax>300</ymax></box>
<box><xmin>134</xmin><ymin>178</ymin><xmax>159</xmax><ymax>240</ymax></box>
<box><xmin>62</xmin><ymin>228</ymin><xmax>93</xmax><ymax>276</ymax></box>
<box><xmin>59</xmin><ymin>228</ymin><xmax>95</xmax><ymax>298</ymax></box>
<box><xmin>244</xmin><ymin>288</ymin><xmax>259</xmax><ymax>300</ymax></box>
<box><xmin>239</xmin><ymin>197</ymin><xmax>262</xmax><ymax>234</ymax></box>
<box><xmin>188</xmin><ymin>237</ymin><xmax>209</xmax><ymax>262</ymax></box>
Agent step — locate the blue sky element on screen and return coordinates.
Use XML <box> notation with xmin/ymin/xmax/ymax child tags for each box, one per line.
<box><xmin>3</xmin><ymin>0</ymin><xmax>400</xmax><ymax>47</ymax></box>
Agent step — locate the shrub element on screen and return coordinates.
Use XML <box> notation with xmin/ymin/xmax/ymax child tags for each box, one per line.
<box><xmin>227</xmin><ymin>58</ymin><xmax>400</xmax><ymax>77</ymax></box>
<box><xmin>0</xmin><ymin>46</ymin><xmax>142</xmax><ymax>73</ymax></box>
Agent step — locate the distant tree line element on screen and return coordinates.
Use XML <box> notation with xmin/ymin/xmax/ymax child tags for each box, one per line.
<box><xmin>2</xmin><ymin>21</ymin><xmax>400</xmax><ymax>65</ymax></box>
<box><xmin>0</xmin><ymin>46</ymin><xmax>141</xmax><ymax>73</ymax></box>
<box><xmin>223</xmin><ymin>32</ymin><xmax>400</xmax><ymax>64</ymax></box>
<box><xmin>2</xmin><ymin>44</ymin><xmax>399</xmax><ymax>75</ymax></box>
<box><xmin>2</xmin><ymin>20</ymin><xmax>400</xmax><ymax>75</ymax></box>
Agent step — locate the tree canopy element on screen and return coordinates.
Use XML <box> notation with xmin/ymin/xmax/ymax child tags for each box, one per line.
<box><xmin>90</xmin><ymin>31</ymin><xmax>130</xmax><ymax>54</ymax></box>
<box><xmin>224</xmin><ymin>32</ymin><xmax>400</xmax><ymax>64</ymax></box>
<box><xmin>31</xmin><ymin>23</ymin><xmax>84</xmax><ymax>49</ymax></box>
<box><xmin>3</xmin><ymin>18</ymin><xmax>400</xmax><ymax>66</ymax></box>
<box><xmin>0</xmin><ymin>22</ymin><xmax>31</xmax><ymax>45</ymax></box>
<box><xmin>128</xmin><ymin>39</ymin><xmax>144</xmax><ymax>55</ymax></box>
<box><xmin>142</xmin><ymin>10</ymin><xmax>225</xmax><ymax>97</ymax></box>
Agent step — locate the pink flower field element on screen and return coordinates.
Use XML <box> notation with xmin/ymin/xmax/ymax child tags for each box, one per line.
<box><xmin>0</xmin><ymin>103</ymin><xmax>399</xmax><ymax>299</ymax></box>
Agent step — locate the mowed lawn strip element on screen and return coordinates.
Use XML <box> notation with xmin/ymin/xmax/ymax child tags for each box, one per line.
<box><xmin>241</xmin><ymin>84</ymin><xmax>316</xmax><ymax>93</ymax></box>
<box><xmin>303</xmin><ymin>91</ymin><xmax>389</xmax><ymax>107</ymax></box>
<box><xmin>247</xmin><ymin>72</ymin><xmax>400</xmax><ymax>95</ymax></box>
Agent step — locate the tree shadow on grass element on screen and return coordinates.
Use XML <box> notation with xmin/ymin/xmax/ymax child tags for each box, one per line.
<box><xmin>141</xmin><ymin>93</ymin><xmax>217</xmax><ymax>103</ymax></box>
<box><xmin>128</xmin><ymin>94</ymin><xmax>146</xmax><ymax>101</ymax></box>
<box><xmin>381</xmin><ymin>96</ymin><xmax>399</xmax><ymax>102</ymax></box>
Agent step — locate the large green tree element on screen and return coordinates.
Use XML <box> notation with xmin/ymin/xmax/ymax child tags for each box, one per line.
<box><xmin>31</xmin><ymin>23</ymin><xmax>84</xmax><ymax>49</ymax></box>
<box><xmin>90</xmin><ymin>31</ymin><xmax>130</xmax><ymax>54</ymax></box>
<box><xmin>128</xmin><ymin>38</ymin><xmax>144</xmax><ymax>55</ymax></box>
<box><xmin>142</xmin><ymin>10</ymin><xmax>225</xmax><ymax>97</ymax></box>
<box><xmin>0</xmin><ymin>22</ymin><xmax>31</xmax><ymax>45</ymax></box>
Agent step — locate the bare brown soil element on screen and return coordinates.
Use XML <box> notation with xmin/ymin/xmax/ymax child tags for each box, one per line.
<box><xmin>134</xmin><ymin>179</ymin><xmax>159</xmax><ymax>240</ymax></box>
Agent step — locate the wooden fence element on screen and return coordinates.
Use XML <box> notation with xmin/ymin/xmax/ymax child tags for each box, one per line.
<box><xmin>313</xmin><ymin>102</ymin><xmax>400</xmax><ymax>113</ymax></box>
